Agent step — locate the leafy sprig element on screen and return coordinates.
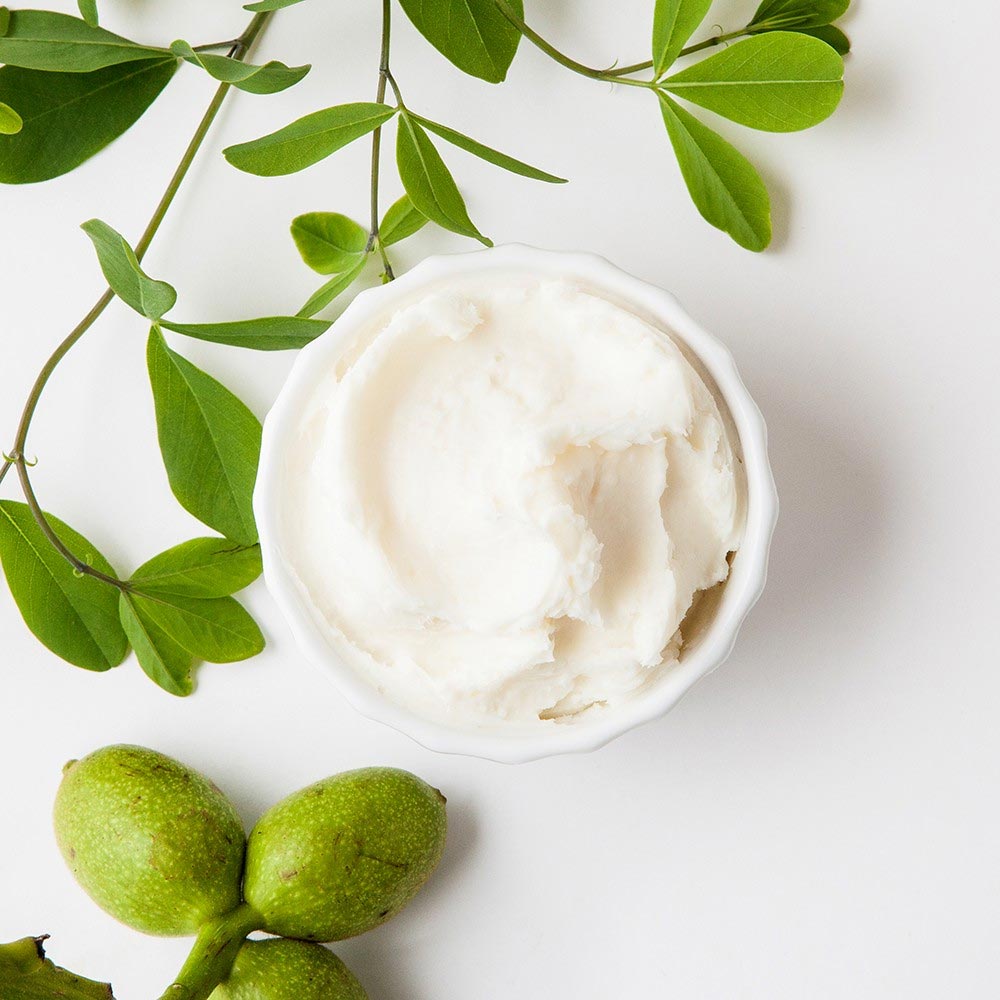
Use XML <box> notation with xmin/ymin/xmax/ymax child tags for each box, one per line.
<box><xmin>219</xmin><ymin>0</ymin><xmax>848</xmax><ymax>309</ymax></box>
<box><xmin>0</xmin><ymin>10</ymin><xmax>301</xmax><ymax>694</ymax></box>
<box><xmin>0</xmin><ymin>0</ymin><xmax>853</xmax><ymax>695</ymax></box>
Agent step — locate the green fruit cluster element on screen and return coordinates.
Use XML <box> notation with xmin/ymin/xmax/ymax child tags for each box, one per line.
<box><xmin>53</xmin><ymin>745</ymin><xmax>447</xmax><ymax>1000</ymax></box>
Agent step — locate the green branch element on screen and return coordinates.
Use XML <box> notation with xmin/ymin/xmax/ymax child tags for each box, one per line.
<box><xmin>367</xmin><ymin>0</ymin><xmax>395</xmax><ymax>280</ymax></box>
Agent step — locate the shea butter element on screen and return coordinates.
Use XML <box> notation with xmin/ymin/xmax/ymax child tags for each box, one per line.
<box><xmin>280</xmin><ymin>275</ymin><xmax>744</xmax><ymax>728</ymax></box>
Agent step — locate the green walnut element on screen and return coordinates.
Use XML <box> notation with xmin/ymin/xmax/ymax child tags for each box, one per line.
<box><xmin>210</xmin><ymin>939</ymin><xmax>367</xmax><ymax>1000</ymax></box>
<box><xmin>53</xmin><ymin>744</ymin><xmax>245</xmax><ymax>936</ymax></box>
<box><xmin>243</xmin><ymin>767</ymin><xmax>447</xmax><ymax>941</ymax></box>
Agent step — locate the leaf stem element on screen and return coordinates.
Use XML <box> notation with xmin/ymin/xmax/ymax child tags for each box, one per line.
<box><xmin>193</xmin><ymin>40</ymin><xmax>240</xmax><ymax>53</ymax></box>
<box><xmin>368</xmin><ymin>0</ymin><xmax>395</xmax><ymax>279</ymax></box>
<box><xmin>16</xmin><ymin>462</ymin><xmax>127</xmax><ymax>590</ymax></box>
<box><xmin>602</xmin><ymin>30</ymin><xmax>750</xmax><ymax>78</ymax></box>
<box><xmin>489</xmin><ymin>0</ymin><xmax>652</xmax><ymax>87</ymax></box>
<box><xmin>489</xmin><ymin>0</ymin><xmax>751</xmax><ymax>83</ymax></box>
<box><xmin>602</xmin><ymin>59</ymin><xmax>654</xmax><ymax>78</ymax></box>
<box><xmin>0</xmin><ymin>11</ymin><xmax>274</xmax><ymax>585</ymax></box>
<box><xmin>136</xmin><ymin>12</ymin><xmax>272</xmax><ymax>262</ymax></box>
<box><xmin>674</xmin><ymin>28</ymin><xmax>752</xmax><ymax>60</ymax></box>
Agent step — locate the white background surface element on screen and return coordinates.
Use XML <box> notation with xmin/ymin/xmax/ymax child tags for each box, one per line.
<box><xmin>2</xmin><ymin>1</ymin><xmax>998</xmax><ymax>997</ymax></box>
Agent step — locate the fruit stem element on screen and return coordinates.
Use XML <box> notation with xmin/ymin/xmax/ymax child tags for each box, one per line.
<box><xmin>155</xmin><ymin>904</ymin><xmax>262</xmax><ymax>1000</ymax></box>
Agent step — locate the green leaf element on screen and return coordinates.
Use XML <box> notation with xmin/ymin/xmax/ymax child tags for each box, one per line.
<box><xmin>119</xmin><ymin>592</ymin><xmax>195</xmax><ymax>696</ymax></box>
<box><xmin>410</xmin><ymin>113</ymin><xmax>566</xmax><ymax>183</ymax></box>
<box><xmin>130</xmin><ymin>538</ymin><xmax>262</xmax><ymax>598</ymax></box>
<box><xmin>0</xmin><ymin>100</ymin><xmax>21</xmax><ymax>135</ymax></box>
<box><xmin>126</xmin><ymin>591</ymin><xmax>264</xmax><ymax>664</ymax></box>
<box><xmin>658</xmin><ymin>94</ymin><xmax>771</xmax><ymax>251</ymax></box>
<box><xmin>81</xmin><ymin>219</ymin><xmax>177</xmax><ymax>320</ymax></box>
<box><xmin>244</xmin><ymin>0</ymin><xmax>307</xmax><ymax>9</ymax></box>
<box><xmin>291</xmin><ymin>212</ymin><xmax>368</xmax><ymax>274</ymax></box>
<box><xmin>652</xmin><ymin>0</ymin><xmax>713</xmax><ymax>77</ymax></box>
<box><xmin>0</xmin><ymin>7</ymin><xmax>10</xmax><ymax>35</ymax></box>
<box><xmin>147</xmin><ymin>329</ymin><xmax>262</xmax><ymax>545</ymax></box>
<box><xmin>660</xmin><ymin>32</ymin><xmax>844</xmax><ymax>132</ymax></box>
<box><xmin>396</xmin><ymin>112</ymin><xmax>491</xmax><ymax>246</ymax></box>
<box><xmin>297</xmin><ymin>257</ymin><xmax>367</xmax><ymax>319</ymax></box>
<box><xmin>799</xmin><ymin>23</ymin><xmax>850</xmax><ymax>54</ymax></box>
<box><xmin>0</xmin><ymin>937</ymin><xmax>115</xmax><ymax>1000</ymax></box>
<box><xmin>0</xmin><ymin>58</ymin><xmax>178</xmax><ymax>185</ymax></box>
<box><xmin>379</xmin><ymin>194</ymin><xmax>428</xmax><ymax>247</ymax></box>
<box><xmin>169</xmin><ymin>40</ymin><xmax>309</xmax><ymax>96</ymax></box>
<box><xmin>159</xmin><ymin>316</ymin><xmax>330</xmax><ymax>351</ymax></box>
<box><xmin>77</xmin><ymin>0</ymin><xmax>99</xmax><ymax>27</ymax></box>
<box><xmin>0</xmin><ymin>10</ymin><xmax>167</xmax><ymax>72</ymax></box>
<box><xmin>397</xmin><ymin>0</ymin><xmax>523</xmax><ymax>83</ymax></box>
<box><xmin>0</xmin><ymin>500</ymin><xmax>128</xmax><ymax>672</ymax></box>
<box><xmin>224</xmin><ymin>103</ymin><xmax>396</xmax><ymax>177</ymax></box>
<box><xmin>750</xmin><ymin>0</ymin><xmax>849</xmax><ymax>29</ymax></box>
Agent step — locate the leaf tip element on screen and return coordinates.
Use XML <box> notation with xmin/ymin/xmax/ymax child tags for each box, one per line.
<box><xmin>0</xmin><ymin>103</ymin><xmax>22</xmax><ymax>135</ymax></box>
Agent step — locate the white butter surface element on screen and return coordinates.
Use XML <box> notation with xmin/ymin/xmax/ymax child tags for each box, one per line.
<box><xmin>282</xmin><ymin>276</ymin><xmax>744</xmax><ymax>727</ymax></box>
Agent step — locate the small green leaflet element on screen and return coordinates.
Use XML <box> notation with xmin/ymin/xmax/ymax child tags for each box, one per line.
<box><xmin>119</xmin><ymin>593</ymin><xmax>195</xmax><ymax>696</ymax></box>
<box><xmin>244</xmin><ymin>0</ymin><xmax>308</xmax><ymax>9</ymax></box>
<box><xmin>120</xmin><ymin>589</ymin><xmax>263</xmax><ymax>696</ymax></box>
<box><xmin>291</xmin><ymin>212</ymin><xmax>368</xmax><ymax>274</ymax></box>
<box><xmin>224</xmin><ymin>103</ymin><xmax>396</xmax><ymax>176</ymax></box>
<box><xmin>750</xmin><ymin>0</ymin><xmax>849</xmax><ymax>29</ymax></box>
<box><xmin>81</xmin><ymin>219</ymin><xmax>177</xmax><ymax>320</ymax></box>
<box><xmin>410</xmin><ymin>113</ymin><xmax>566</xmax><ymax>183</ymax></box>
<box><xmin>129</xmin><ymin>538</ymin><xmax>262</xmax><ymax>598</ymax></box>
<box><xmin>0</xmin><ymin>10</ymin><xmax>168</xmax><ymax>72</ymax></box>
<box><xmin>396</xmin><ymin>112</ymin><xmax>491</xmax><ymax>246</ymax></box>
<box><xmin>658</xmin><ymin>94</ymin><xmax>771</xmax><ymax>251</ymax></box>
<box><xmin>297</xmin><ymin>257</ymin><xmax>367</xmax><ymax>319</ymax></box>
<box><xmin>379</xmin><ymin>194</ymin><xmax>428</xmax><ymax>247</ymax></box>
<box><xmin>169</xmin><ymin>40</ymin><xmax>310</xmax><ymax>96</ymax></box>
<box><xmin>0</xmin><ymin>501</ymin><xmax>129</xmax><ymax>672</ymax></box>
<box><xmin>0</xmin><ymin>936</ymin><xmax>115</xmax><ymax>1000</ymax></box>
<box><xmin>126</xmin><ymin>591</ymin><xmax>264</xmax><ymax>664</ymax></box>
<box><xmin>652</xmin><ymin>0</ymin><xmax>713</xmax><ymax>77</ymax></box>
<box><xmin>397</xmin><ymin>0</ymin><xmax>523</xmax><ymax>84</ymax></box>
<box><xmin>0</xmin><ymin>59</ymin><xmax>178</xmax><ymax>185</ymax></box>
<box><xmin>660</xmin><ymin>32</ymin><xmax>844</xmax><ymax>133</ymax></box>
<box><xmin>159</xmin><ymin>316</ymin><xmax>330</xmax><ymax>351</ymax></box>
<box><xmin>147</xmin><ymin>329</ymin><xmax>262</xmax><ymax>546</ymax></box>
<box><xmin>77</xmin><ymin>0</ymin><xmax>99</xmax><ymax>27</ymax></box>
<box><xmin>0</xmin><ymin>100</ymin><xmax>21</xmax><ymax>135</ymax></box>
<box><xmin>0</xmin><ymin>7</ymin><xmax>10</xmax><ymax>35</ymax></box>
<box><xmin>800</xmin><ymin>24</ymin><xmax>850</xmax><ymax>54</ymax></box>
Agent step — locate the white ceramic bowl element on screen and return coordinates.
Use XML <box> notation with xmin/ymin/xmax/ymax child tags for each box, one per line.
<box><xmin>255</xmin><ymin>245</ymin><xmax>778</xmax><ymax>763</ymax></box>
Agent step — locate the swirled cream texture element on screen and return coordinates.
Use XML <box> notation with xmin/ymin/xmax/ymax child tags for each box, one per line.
<box><xmin>283</xmin><ymin>276</ymin><xmax>744</xmax><ymax>727</ymax></box>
